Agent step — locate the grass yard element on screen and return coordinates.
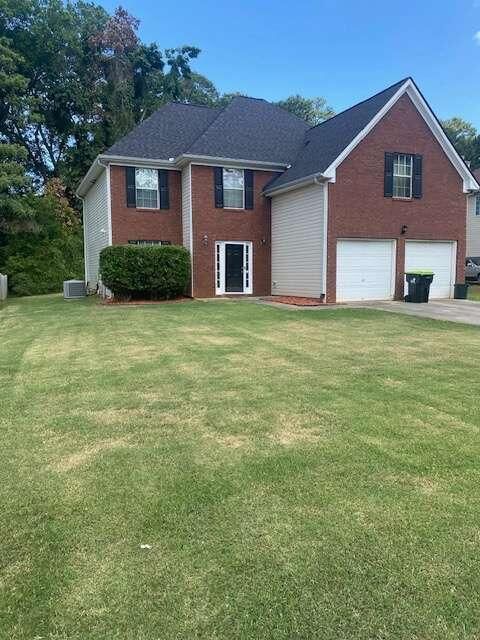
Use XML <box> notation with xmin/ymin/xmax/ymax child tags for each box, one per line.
<box><xmin>468</xmin><ymin>283</ymin><xmax>480</xmax><ymax>301</ymax></box>
<box><xmin>1</xmin><ymin>295</ymin><xmax>480</xmax><ymax>639</ymax></box>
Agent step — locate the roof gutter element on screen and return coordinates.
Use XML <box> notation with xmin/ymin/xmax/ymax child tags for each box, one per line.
<box><xmin>263</xmin><ymin>172</ymin><xmax>328</xmax><ymax>197</ymax></box>
<box><xmin>176</xmin><ymin>153</ymin><xmax>287</xmax><ymax>171</ymax></box>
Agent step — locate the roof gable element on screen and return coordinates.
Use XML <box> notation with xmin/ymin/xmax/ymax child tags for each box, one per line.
<box><xmin>266</xmin><ymin>78</ymin><xmax>479</xmax><ymax>194</ymax></box>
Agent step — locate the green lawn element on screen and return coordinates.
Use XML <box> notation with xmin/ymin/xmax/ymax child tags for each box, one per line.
<box><xmin>1</xmin><ymin>295</ymin><xmax>480</xmax><ymax>639</ymax></box>
<box><xmin>469</xmin><ymin>283</ymin><xmax>480</xmax><ymax>301</ymax></box>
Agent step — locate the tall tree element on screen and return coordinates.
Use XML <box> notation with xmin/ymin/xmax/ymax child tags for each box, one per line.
<box><xmin>0</xmin><ymin>1</ymin><xmax>201</xmax><ymax>194</ymax></box>
<box><xmin>276</xmin><ymin>95</ymin><xmax>335</xmax><ymax>126</ymax></box>
<box><xmin>0</xmin><ymin>143</ymin><xmax>34</xmax><ymax>234</ymax></box>
<box><xmin>442</xmin><ymin>117</ymin><xmax>480</xmax><ymax>168</ymax></box>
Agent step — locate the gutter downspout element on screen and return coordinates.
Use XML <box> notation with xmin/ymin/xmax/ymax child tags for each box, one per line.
<box><xmin>313</xmin><ymin>175</ymin><xmax>328</xmax><ymax>301</ymax></box>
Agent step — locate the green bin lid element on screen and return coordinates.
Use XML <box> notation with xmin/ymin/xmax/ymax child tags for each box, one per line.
<box><xmin>405</xmin><ymin>270</ymin><xmax>434</xmax><ymax>275</ymax></box>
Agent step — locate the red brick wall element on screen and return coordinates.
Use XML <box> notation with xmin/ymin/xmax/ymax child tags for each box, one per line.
<box><xmin>327</xmin><ymin>94</ymin><xmax>467</xmax><ymax>302</ymax></box>
<box><xmin>110</xmin><ymin>165</ymin><xmax>182</xmax><ymax>245</ymax></box>
<box><xmin>190</xmin><ymin>165</ymin><xmax>279</xmax><ymax>298</ymax></box>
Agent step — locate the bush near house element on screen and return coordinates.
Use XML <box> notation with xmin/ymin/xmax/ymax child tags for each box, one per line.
<box><xmin>99</xmin><ymin>244</ymin><xmax>191</xmax><ymax>300</ymax></box>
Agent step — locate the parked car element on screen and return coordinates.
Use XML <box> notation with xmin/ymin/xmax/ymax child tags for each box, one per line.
<box><xmin>465</xmin><ymin>257</ymin><xmax>480</xmax><ymax>281</ymax></box>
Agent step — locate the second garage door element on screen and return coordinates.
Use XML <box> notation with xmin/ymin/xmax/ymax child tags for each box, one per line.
<box><xmin>405</xmin><ymin>241</ymin><xmax>456</xmax><ymax>299</ymax></box>
<box><xmin>337</xmin><ymin>239</ymin><xmax>396</xmax><ymax>302</ymax></box>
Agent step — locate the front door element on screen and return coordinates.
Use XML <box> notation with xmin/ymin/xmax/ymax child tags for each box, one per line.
<box><xmin>225</xmin><ymin>243</ymin><xmax>244</xmax><ymax>292</ymax></box>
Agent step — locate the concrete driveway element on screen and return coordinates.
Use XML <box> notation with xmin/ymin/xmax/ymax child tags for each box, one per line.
<box><xmin>353</xmin><ymin>299</ymin><xmax>480</xmax><ymax>326</ymax></box>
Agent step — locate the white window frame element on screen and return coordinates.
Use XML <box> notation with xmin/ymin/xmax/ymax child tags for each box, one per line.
<box><xmin>222</xmin><ymin>168</ymin><xmax>245</xmax><ymax>210</ymax></box>
<box><xmin>215</xmin><ymin>241</ymin><xmax>253</xmax><ymax>295</ymax></box>
<box><xmin>476</xmin><ymin>195</ymin><xmax>480</xmax><ymax>217</ymax></box>
<box><xmin>393</xmin><ymin>154</ymin><xmax>413</xmax><ymax>199</ymax></box>
<box><xmin>135</xmin><ymin>168</ymin><xmax>159</xmax><ymax>210</ymax></box>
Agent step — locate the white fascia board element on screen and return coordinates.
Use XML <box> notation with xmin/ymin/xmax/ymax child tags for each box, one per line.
<box><xmin>322</xmin><ymin>81</ymin><xmax>411</xmax><ymax>183</ymax></box>
<box><xmin>322</xmin><ymin>79</ymin><xmax>479</xmax><ymax>193</ymax></box>
<box><xmin>178</xmin><ymin>154</ymin><xmax>286</xmax><ymax>172</ymax></box>
<box><xmin>264</xmin><ymin>173</ymin><xmax>328</xmax><ymax>197</ymax></box>
<box><xmin>102</xmin><ymin>154</ymin><xmax>178</xmax><ymax>169</ymax></box>
<box><xmin>76</xmin><ymin>157</ymin><xmax>105</xmax><ymax>197</ymax></box>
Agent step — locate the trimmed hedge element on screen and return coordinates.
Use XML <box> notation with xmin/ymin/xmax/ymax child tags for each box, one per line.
<box><xmin>99</xmin><ymin>244</ymin><xmax>191</xmax><ymax>300</ymax></box>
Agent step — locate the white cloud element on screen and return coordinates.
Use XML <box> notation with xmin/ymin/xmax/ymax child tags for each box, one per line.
<box><xmin>474</xmin><ymin>30</ymin><xmax>480</xmax><ymax>44</ymax></box>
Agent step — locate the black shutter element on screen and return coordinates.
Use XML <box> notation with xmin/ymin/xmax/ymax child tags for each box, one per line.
<box><xmin>158</xmin><ymin>169</ymin><xmax>169</xmax><ymax>209</ymax></box>
<box><xmin>214</xmin><ymin>167</ymin><xmax>224</xmax><ymax>208</ymax></box>
<box><xmin>384</xmin><ymin>153</ymin><xmax>394</xmax><ymax>197</ymax></box>
<box><xmin>126</xmin><ymin>166</ymin><xmax>136</xmax><ymax>207</ymax></box>
<box><xmin>244</xmin><ymin>170</ymin><xmax>254</xmax><ymax>209</ymax></box>
<box><xmin>412</xmin><ymin>155</ymin><xmax>422</xmax><ymax>198</ymax></box>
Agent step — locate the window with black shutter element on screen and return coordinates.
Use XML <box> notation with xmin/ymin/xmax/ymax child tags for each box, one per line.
<box><xmin>384</xmin><ymin>153</ymin><xmax>422</xmax><ymax>199</ymax></box>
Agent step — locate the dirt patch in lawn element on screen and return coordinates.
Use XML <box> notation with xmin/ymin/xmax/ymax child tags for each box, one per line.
<box><xmin>52</xmin><ymin>437</ymin><xmax>132</xmax><ymax>472</ymax></box>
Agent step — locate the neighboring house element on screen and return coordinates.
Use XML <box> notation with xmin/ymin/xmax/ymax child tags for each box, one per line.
<box><xmin>77</xmin><ymin>77</ymin><xmax>479</xmax><ymax>302</ymax></box>
<box><xmin>467</xmin><ymin>168</ymin><xmax>480</xmax><ymax>258</ymax></box>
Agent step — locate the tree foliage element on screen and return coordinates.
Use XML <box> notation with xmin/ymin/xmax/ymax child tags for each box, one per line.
<box><xmin>442</xmin><ymin>117</ymin><xmax>480</xmax><ymax>170</ymax></box>
<box><xmin>0</xmin><ymin>0</ymin><xmax>201</xmax><ymax>193</ymax></box>
<box><xmin>276</xmin><ymin>95</ymin><xmax>335</xmax><ymax>126</ymax></box>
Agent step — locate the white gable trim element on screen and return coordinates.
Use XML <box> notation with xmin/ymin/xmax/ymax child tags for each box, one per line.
<box><xmin>323</xmin><ymin>79</ymin><xmax>479</xmax><ymax>193</ymax></box>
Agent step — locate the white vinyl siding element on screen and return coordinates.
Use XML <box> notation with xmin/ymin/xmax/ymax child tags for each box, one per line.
<box><xmin>271</xmin><ymin>183</ymin><xmax>325</xmax><ymax>297</ymax></box>
<box><xmin>336</xmin><ymin>240</ymin><xmax>396</xmax><ymax>302</ymax></box>
<box><xmin>83</xmin><ymin>169</ymin><xmax>109</xmax><ymax>287</ymax></box>
<box><xmin>467</xmin><ymin>195</ymin><xmax>480</xmax><ymax>256</ymax></box>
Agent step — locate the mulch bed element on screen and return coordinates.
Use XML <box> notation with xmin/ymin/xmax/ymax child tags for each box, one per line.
<box><xmin>264</xmin><ymin>296</ymin><xmax>325</xmax><ymax>306</ymax></box>
<box><xmin>101</xmin><ymin>296</ymin><xmax>192</xmax><ymax>306</ymax></box>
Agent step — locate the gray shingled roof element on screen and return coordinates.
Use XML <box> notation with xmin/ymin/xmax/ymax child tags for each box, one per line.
<box><xmin>187</xmin><ymin>96</ymin><xmax>309</xmax><ymax>163</ymax></box>
<box><xmin>265</xmin><ymin>78</ymin><xmax>409</xmax><ymax>191</ymax></box>
<box><xmin>104</xmin><ymin>102</ymin><xmax>221</xmax><ymax>159</ymax></box>
<box><xmin>104</xmin><ymin>97</ymin><xmax>309</xmax><ymax>164</ymax></box>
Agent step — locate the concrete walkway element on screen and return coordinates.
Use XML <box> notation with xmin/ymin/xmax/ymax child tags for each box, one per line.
<box><xmin>350</xmin><ymin>299</ymin><xmax>480</xmax><ymax>326</ymax></box>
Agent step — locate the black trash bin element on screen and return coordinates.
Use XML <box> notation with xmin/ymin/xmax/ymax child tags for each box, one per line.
<box><xmin>405</xmin><ymin>271</ymin><xmax>434</xmax><ymax>303</ymax></box>
<box><xmin>454</xmin><ymin>283</ymin><xmax>469</xmax><ymax>299</ymax></box>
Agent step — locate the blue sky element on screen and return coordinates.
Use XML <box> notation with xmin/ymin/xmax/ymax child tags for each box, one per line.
<box><xmin>98</xmin><ymin>0</ymin><xmax>480</xmax><ymax>128</ymax></box>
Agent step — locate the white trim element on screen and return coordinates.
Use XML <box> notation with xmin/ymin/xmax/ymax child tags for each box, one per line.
<box><xmin>105</xmin><ymin>164</ymin><xmax>112</xmax><ymax>245</ymax></box>
<box><xmin>264</xmin><ymin>173</ymin><xmax>325</xmax><ymax>197</ymax></box>
<box><xmin>81</xmin><ymin>198</ymin><xmax>88</xmax><ymax>284</ymax></box>
<box><xmin>179</xmin><ymin>154</ymin><xmax>286</xmax><ymax>171</ymax></box>
<box><xmin>215</xmin><ymin>241</ymin><xmax>253</xmax><ymax>295</ymax></box>
<box><xmin>323</xmin><ymin>79</ymin><xmax>478</xmax><ymax>193</ymax></box>
<box><xmin>100</xmin><ymin>154</ymin><xmax>176</xmax><ymax>168</ymax></box>
<box><xmin>188</xmin><ymin>164</ymin><xmax>193</xmax><ymax>293</ymax></box>
<box><xmin>322</xmin><ymin>181</ymin><xmax>328</xmax><ymax>295</ymax></box>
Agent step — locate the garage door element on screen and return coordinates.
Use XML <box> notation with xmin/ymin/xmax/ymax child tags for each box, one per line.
<box><xmin>336</xmin><ymin>240</ymin><xmax>396</xmax><ymax>302</ymax></box>
<box><xmin>405</xmin><ymin>241</ymin><xmax>456</xmax><ymax>299</ymax></box>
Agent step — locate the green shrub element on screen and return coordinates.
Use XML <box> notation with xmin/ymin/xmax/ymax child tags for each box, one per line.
<box><xmin>99</xmin><ymin>244</ymin><xmax>191</xmax><ymax>300</ymax></box>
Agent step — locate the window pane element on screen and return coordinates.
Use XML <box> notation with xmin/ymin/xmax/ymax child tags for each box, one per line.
<box><xmin>223</xmin><ymin>168</ymin><xmax>244</xmax><ymax>190</ymax></box>
<box><xmin>136</xmin><ymin>188</ymin><xmax>158</xmax><ymax>208</ymax></box>
<box><xmin>224</xmin><ymin>188</ymin><xmax>244</xmax><ymax>208</ymax></box>
<box><xmin>393</xmin><ymin>154</ymin><xmax>412</xmax><ymax>197</ymax></box>
<box><xmin>135</xmin><ymin>168</ymin><xmax>158</xmax><ymax>190</ymax></box>
<box><xmin>476</xmin><ymin>196</ymin><xmax>480</xmax><ymax>216</ymax></box>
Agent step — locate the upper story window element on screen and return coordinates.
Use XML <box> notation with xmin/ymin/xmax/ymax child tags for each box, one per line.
<box><xmin>393</xmin><ymin>154</ymin><xmax>413</xmax><ymax>198</ymax></box>
<box><xmin>476</xmin><ymin>195</ymin><xmax>480</xmax><ymax>216</ymax></box>
<box><xmin>214</xmin><ymin>167</ymin><xmax>254</xmax><ymax>210</ymax></box>
<box><xmin>384</xmin><ymin>152</ymin><xmax>422</xmax><ymax>199</ymax></box>
<box><xmin>223</xmin><ymin>168</ymin><xmax>245</xmax><ymax>209</ymax></box>
<box><xmin>126</xmin><ymin>167</ymin><xmax>170</xmax><ymax>210</ymax></box>
<box><xmin>135</xmin><ymin>168</ymin><xmax>158</xmax><ymax>209</ymax></box>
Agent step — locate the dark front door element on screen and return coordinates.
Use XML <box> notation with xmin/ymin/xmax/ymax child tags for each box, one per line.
<box><xmin>225</xmin><ymin>243</ymin><xmax>244</xmax><ymax>293</ymax></box>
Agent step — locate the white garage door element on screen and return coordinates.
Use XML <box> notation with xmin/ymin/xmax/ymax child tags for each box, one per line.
<box><xmin>337</xmin><ymin>240</ymin><xmax>396</xmax><ymax>302</ymax></box>
<box><xmin>405</xmin><ymin>241</ymin><xmax>456</xmax><ymax>299</ymax></box>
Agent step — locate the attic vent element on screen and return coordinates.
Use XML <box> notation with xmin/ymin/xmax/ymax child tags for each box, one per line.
<box><xmin>63</xmin><ymin>280</ymin><xmax>86</xmax><ymax>299</ymax></box>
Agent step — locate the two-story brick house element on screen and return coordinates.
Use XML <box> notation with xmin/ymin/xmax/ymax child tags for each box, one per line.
<box><xmin>77</xmin><ymin>77</ymin><xmax>479</xmax><ymax>302</ymax></box>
